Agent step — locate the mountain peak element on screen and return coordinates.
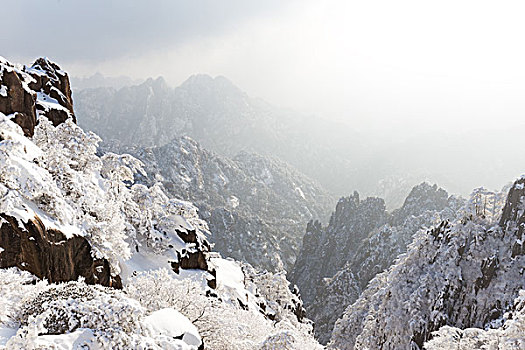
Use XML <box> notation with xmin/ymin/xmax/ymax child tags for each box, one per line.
<box><xmin>180</xmin><ymin>74</ymin><xmax>240</xmax><ymax>93</ymax></box>
<box><xmin>141</xmin><ymin>76</ymin><xmax>168</xmax><ymax>90</ymax></box>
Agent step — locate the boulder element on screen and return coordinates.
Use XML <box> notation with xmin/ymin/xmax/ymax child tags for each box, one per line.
<box><xmin>0</xmin><ymin>213</ymin><xmax>121</xmax><ymax>288</ymax></box>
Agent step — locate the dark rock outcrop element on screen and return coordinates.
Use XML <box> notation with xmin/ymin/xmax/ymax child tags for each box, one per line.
<box><xmin>0</xmin><ymin>60</ymin><xmax>37</xmax><ymax>136</ymax></box>
<box><xmin>0</xmin><ymin>56</ymin><xmax>115</xmax><ymax>289</ymax></box>
<box><xmin>26</xmin><ymin>57</ymin><xmax>75</xmax><ymax>126</ymax></box>
<box><xmin>0</xmin><ymin>57</ymin><xmax>75</xmax><ymax>137</ymax></box>
<box><xmin>0</xmin><ymin>213</ymin><xmax>121</xmax><ymax>288</ymax></box>
<box><xmin>169</xmin><ymin>227</ymin><xmax>216</xmax><ymax>288</ymax></box>
<box><xmin>171</xmin><ymin>249</ymin><xmax>209</xmax><ymax>273</ymax></box>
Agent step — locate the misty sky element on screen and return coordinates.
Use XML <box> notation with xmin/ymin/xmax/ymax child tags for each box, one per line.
<box><xmin>3</xmin><ymin>0</ymin><xmax>525</xmax><ymax>193</ymax></box>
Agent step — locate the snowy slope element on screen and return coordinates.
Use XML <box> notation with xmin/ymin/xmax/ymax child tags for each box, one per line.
<box><xmin>329</xmin><ymin>182</ymin><xmax>522</xmax><ymax>349</ymax></box>
<box><xmin>0</xmin><ymin>57</ymin><xmax>321</xmax><ymax>349</ymax></box>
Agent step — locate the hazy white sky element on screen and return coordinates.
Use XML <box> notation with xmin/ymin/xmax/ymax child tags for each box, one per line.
<box><xmin>4</xmin><ymin>0</ymin><xmax>525</xmax><ymax>132</ymax></box>
<box><xmin>3</xmin><ymin>0</ymin><xmax>525</xmax><ymax>193</ymax></box>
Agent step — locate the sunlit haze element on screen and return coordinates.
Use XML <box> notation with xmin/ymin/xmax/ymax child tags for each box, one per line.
<box><xmin>3</xmin><ymin>0</ymin><xmax>525</xmax><ymax>195</ymax></box>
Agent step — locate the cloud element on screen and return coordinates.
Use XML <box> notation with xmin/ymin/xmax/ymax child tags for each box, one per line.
<box><xmin>1</xmin><ymin>0</ymin><xmax>293</xmax><ymax>62</ymax></box>
<box><xmin>5</xmin><ymin>0</ymin><xmax>525</xmax><ymax>134</ymax></box>
<box><xmin>4</xmin><ymin>0</ymin><xmax>525</xmax><ymax>193</ymax></box>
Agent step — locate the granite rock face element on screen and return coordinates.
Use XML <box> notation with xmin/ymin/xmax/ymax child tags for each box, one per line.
<box><xmin>27</xmin><ymin>57</ymin><xmax>76</xmax><ymax>126</ymax></box>
<box><xmin>0</xmin><ymin>57</ymin><xmax>115</xmax><ymax>288</ymax></box>
<box><xmin>0</xmin><ymin>57</ymin><xmax>75</xmax><ymax>137</ymax></box>
<box><xmin>0</xmin><ymin>58</ymin><xmax>37</xmax><ymax>136</ymax></box>
<box><xmin>291</xmin><ymin>183</ymin><xmax>461</xmax><ymax>343</ymax></box>
<box><xmin>0</xmin><ymin>214</ymin><xmax>121</xmax><ymax>288</ymax></box>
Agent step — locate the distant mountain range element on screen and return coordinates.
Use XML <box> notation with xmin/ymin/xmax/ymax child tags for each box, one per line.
<box><xmin>73</xmin><ymin>74</ymin><xmax>414</xmax><ymax>207</ymax></box>
<box><xmin>75</xmin><ymin>73</ymin><xmax>525</xmax><ymax>206</ymax></box>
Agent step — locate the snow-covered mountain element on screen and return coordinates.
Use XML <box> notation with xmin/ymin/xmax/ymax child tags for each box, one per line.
<box><xmin>112</xmin><ymin>136</ymin><xmax>334</xmax><ymax>272</ymax></box>
<box><xmin>291</xmin><ymin>183</ymin><xmax>463</xmax><ymax>343</ymax></box>
<box><xmin>4</xmin><ymin>55</ymin><xmax>524</xmax><ymax>349</ymax></box>
<box><xmin>73</xmin><ymin>75</ymin><xmax>384</xmax><ymax>200</ymax></box>
<box><xmin>329</xmin><ymin>183</ymin><xmax>520</xmax><ymax>349</ymax></box>
<box><xmin>0</xmin><ymin>57</ymin><xmax>321</xmax><ymax>349</ymax></box>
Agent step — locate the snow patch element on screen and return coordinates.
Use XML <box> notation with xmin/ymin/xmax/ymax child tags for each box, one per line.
<box><xmin>228</xmin><ymin>195</ymin><xmax>240</xmax><ymax>208</ymax></box>
<box><xmin>33</xmin><ymin>329</ymin><xmax>99</xmax><ymax>350</ymax></box>
<box><xmin>210</xmin><ymin>257</ymin><xmax>259</xmax><ymax>310</ymax></box>
<box><xmin>145</xmin><ymin>308</ymin><xmax>202</xmax><ymax>347</ymax></box>
<box><xmin>36</xmin><ymin>92</ymin><xmax>70</xmax><ymax>115</ymax></box>
<box><xmin>0</xmin><ymin>327</ymin><xmax>17</xmax><ymax>347</ymax></box>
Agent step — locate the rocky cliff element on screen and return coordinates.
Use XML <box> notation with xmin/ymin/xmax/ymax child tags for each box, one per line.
<box><xmin>0</xmin><ymin>56</ymin><xmax>75</xmax><ymax>137</ymax></box>
<box><xmin>0</xmin><ymin>57</ymin><xmax>118</xmax><ymax>287</ymax></box>
<box><xmin>291</xmin><ymin>183</ymin><xmax>462</xmax><ymax>343</ymax></box>
<box><xmin>329</xmin><ymin>180</ymin><xmax>521</xmax><ymax>349</ymax></box>
<box><xmin>0</xmin><ymin>57</ymin><xmax>214</xmax><ymax>289</ymax></box>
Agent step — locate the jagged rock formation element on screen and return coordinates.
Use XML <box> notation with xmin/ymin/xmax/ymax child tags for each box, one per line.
<box><xmin>0</xmin><ymin>57</ymin><xmax>321</xmax><ymax>349</ymax></box>
<box><xmin>291</xmin><ymin>192</ymin><xmax>389</xmax><ymax>305</ymax></box>
<box><xmin>329</xmin><ymin>180</ymin><xmax>522</xmax><ymax>349</ymax></box>
<box><xmin>0</xmin><ymin>214</ymin><xmax>121</xmax><ymax>288</ymax></box>
<box><xmin>0</xmin><ymin>56</ymin><xmax>75</xmax><ymax>137</ymax></box>
<box><xmin>119</xmin><ymin>136</ymin><xmax>333</xmax><ymax>272</ymax></box>
<box><xmin>0</xmin><ymin>57</ymin><xmax>114</xmax><ymax>287</ymax></box>
<box><xmin>291</xmin><ymin>183</ymin><xmax>461</xmax><ymax>343</ymax></box>
<box><xmin>26</xmin><ymin>57</ymin><xmax>75</xmax><ymax>126</ymax></box>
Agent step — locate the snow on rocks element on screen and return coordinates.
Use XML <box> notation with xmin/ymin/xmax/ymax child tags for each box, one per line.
<box><xmin>0</xmin><ymin>56</ymin><xmax>76</xmax><ymax>137</ymax></box>
<box><xmin>0</xmin><ymin>56</ymin><xmax>321</xmax><ymax>349</ymax></box>
<box><xmin>145</xmin><ymin>308</ymin><xmax>202</xmax><ymax>348</ymax></box>
<box><xmin>0</xmin><ymin>272</ymin><xmax>203</xmax><ymax>350</ymax></box>
<box><xmin>329</xmin><ymin>181</ymin><xmax>525</xmax><ymax>349</ymax></box>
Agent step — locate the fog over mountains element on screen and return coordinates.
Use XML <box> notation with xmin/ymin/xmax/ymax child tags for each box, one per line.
<box><xmin>2</xmin><ymin>1</ymin><xmax>525</xmax><ymax>348</ymax></box>
<box><xmin>1</xmin><ymin>53</ymin><xmax>525</xmax><ymax>349</ymax></box>
<box><xmin>73</xmin><ymin>74</ymin><xmax>524</xmax><ymax>210</ymax></box>
<box><xmin>67</xmin><ymin>73</ymin><xmax>525</xmax><ymax>349</ymax></box>
<box><xmin>71</xmin><ymin>73</ymin><xmax>143</xmax><ymax>91</ymax></box>
<box><xmin>74</xmin><ymin>75</ymin><xmax>369</xmax><ymax>200</ymax></box>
